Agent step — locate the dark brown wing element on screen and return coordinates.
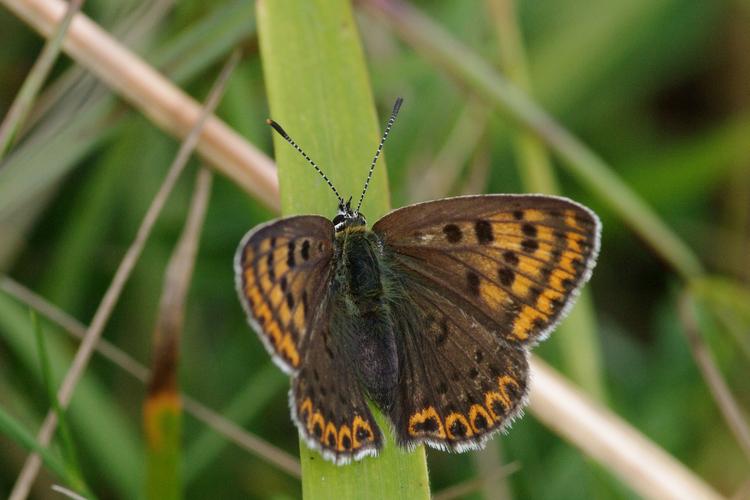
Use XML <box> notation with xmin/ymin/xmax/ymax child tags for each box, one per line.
<box><xmin>236</xmin><ymin>215</ymin><xmax>383</xmax><ymax>463</ymax></box>
<box><xmin>234</xmin><ymin>215</ymin><xmax>334</xmax><ymax>373</ymax></box>
<box><xmin>290</xmin><ymin>296</ymin><xmax>384</xmax><ymax>464</ymax></box>
<box><xmin>373</xmin><ymin>194</ymin><xmax>600</xmax><ymax>346</ymax></box>
<box><xmin>385</xmin><ymin>273</ymin><xmax>529</xmax><ymax>451</ymax></box>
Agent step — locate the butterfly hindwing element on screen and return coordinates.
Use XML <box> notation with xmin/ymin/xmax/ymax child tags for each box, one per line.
<box><xmin>374</xmin><ymin>194</ymin><xmax>601</xmax><ymax>346</ymax></box>
<box><xmin>234</xmin><ymin>215</ymin><xmax>335</xmax><ymax>373</ymax></box>
<box><xmin>385</xmin><ymin>270</ymin><xmax>529</xmax><ymax>451</ymax></box>
<box><xmin>291</xmin><ymin>300</ymin><xmax>384</xmax><ymax>464</ymax></box>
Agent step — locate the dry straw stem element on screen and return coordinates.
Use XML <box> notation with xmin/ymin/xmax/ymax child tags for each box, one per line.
<box><xmin>0</xmin><ymin>0</ymin><xmax>84</xmax><ymax>158</ymax></box>
<box><xmin>432</xmin><ymin>462</ymin><xmax>520</xmax><ymax>500</ymax></box>
<box><xmin>8</xmin><ymin>51</ymin><xmax>241</xmax><ymax>500</ymax></box>
<box><xmin>0</xmin><ymin>277</ymin><xmax>302</xmax><ymax>478</ymax></box>
<box><xmin>678</xmin><ymin>292</ymin><xmax>750</xmax><ymax>464</ymax></box>
<box><xmin>144</xmin><ymin>167</ymin><xmax>213</xmax><ymax>500</ymax></box>
<box><xmin>530</xmin><ymin>358</ymin><xmax>722</xmax><ymax>500</ymax></box>
<box><xmin>50</xmin><ymin>484</ymin><xmax>87</xmax><ymax>500</ymax></box>
<box><xmin>0</xmin><ymin>0</ymin><xmax>279</xmax><ymax>210</ymax></box>
<box><xmin>154</xmin><ymin>168</ymin><xmax>213</xmax><ymax>343</ymax></box>
<box><xmin>0</xmin><ymin>1</ymin><xmax>727</xmax><ymax>498</ymax></box>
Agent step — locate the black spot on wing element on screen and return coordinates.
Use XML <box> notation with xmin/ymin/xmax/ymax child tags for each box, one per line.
<box><xmin>467</xmin><ymin>271</ymin><xmax>480</xmax><ymax>296</ymax></box>
<box><xmin>414</xmin><ymin>417</ymin><xmax>439</xmax><ymax>433</ymax></box>
<box><xmin>473</xmin><ymin>413</ymin><xmax>488</xmax><ymax>430</ymax></box>
<box><xmin>521</xmin><ymin>239</ymin><xmax>539</xmax><ymax>253</ymax></box>
<box><xmin>503</xmin><ymin>251</ymin><xmax>519</xmax><ymax>266</ymax></box>
<box><xmin>450</xmin><ymin>419</ymin><xmax>468</xmax><ymax>438</ymax></box>
<box><xmin>287</xmin><ymin>241</ymin><xmax>296</xmax><ymax>267</ymax></box>
<box><xmin>443</xmin><ymin>224</ymin><xmax>462</xmax><ymax>243</ymax></box>
<box><xmin>475</xmin><ymin>219</ymin><xmax>494</xmax><ymax>244</ymax></box>
<box><xmin>498</xmin><ymin>267</ymin><xmax>515</xmax><ymax>286</ymax></box>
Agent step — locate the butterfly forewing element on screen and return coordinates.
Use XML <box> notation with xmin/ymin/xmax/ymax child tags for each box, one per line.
<box><xmin>234</xmin><ymin>216</ymin><xmax>335</xmax><ymax>373</ymax></box>
<box><xmin>374</xmin><ymin>195</ymin><xmax>601</xmax><ymax>346</ymax></box>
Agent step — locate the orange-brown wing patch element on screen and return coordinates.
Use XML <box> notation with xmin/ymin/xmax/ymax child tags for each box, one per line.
<box><xmin>374</xmin><ymin>194</ymin><xmax>600</xmax><ymax>345</ymax></box>
<box><xmin>235</xmin><ymin>216</ymin><xmax>334</xmax><ymax>373</ymax></box>
<box><xmin>293</xmin><ymin>396</ymin><xmax>380</xmax><ymax>461</ymax></box>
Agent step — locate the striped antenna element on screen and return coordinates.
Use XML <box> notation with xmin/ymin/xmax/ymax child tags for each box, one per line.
<box><xmin>266</xmin><ymin>119</ymin><xmax>344</xmax><ymax>204</ymax></box>
<box><xmin>356</xmin><ymin>97</ymin><xmax>403</xmax><ymax>214</ymax></box>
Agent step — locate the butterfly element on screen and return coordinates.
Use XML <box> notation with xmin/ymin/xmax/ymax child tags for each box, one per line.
<box><xmin>234</xmin><ymin>98</ymin><xmax>601</xmax><ymax>465</ymax></box>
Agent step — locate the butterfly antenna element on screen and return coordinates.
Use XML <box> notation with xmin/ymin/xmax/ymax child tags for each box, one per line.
<box><xmin>266</xmin><ymin>118</ymin><xmax>344</xmax><ymax>204</ymax></box>
<box><xmin>355</xmin><ymin>97</ymin><xmax>403</xmax><ymax>214</ymax></box>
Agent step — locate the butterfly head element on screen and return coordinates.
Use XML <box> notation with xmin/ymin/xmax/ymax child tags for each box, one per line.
<box><xmin>332</xmin><ymin>197</ymin><xmax>366</xmax><ymax>232</ymax></box>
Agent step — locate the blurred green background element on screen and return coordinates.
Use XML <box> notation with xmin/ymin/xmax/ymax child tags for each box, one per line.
<box><xmin>1</xmin><ymin>0</ymin><xmax>749</xmax><ymax>498</ymax></box>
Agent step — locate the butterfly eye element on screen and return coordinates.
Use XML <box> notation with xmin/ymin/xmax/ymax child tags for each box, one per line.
<box><xmin>332</xmin><ymin>214</ymin><xmax>346</xmax><ymax>228</ymax></box>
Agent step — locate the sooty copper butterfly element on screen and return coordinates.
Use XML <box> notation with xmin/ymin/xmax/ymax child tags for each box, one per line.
<box><xmin>234</xmin><ymin>98</ymin><xmax>601</xmax><ymax>464</ymax></box>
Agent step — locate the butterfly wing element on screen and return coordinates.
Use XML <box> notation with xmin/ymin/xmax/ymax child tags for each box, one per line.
<box><xmin>236</xmin><ymin>215</ymin><xmax>383</xmax><ymax>462</ymax></box>
<box><xmin>373</xmin><ymin>194</ymin><xmax>601</xmax><ymax>346</ymax></box>
<box><xmin>385</xmin><ymin>277</ymin><xmax>529</xmax><ymax>450</ymax></box>
<box><xmin>234</xmin><ymin>215</ymin><xmax>335</xmax><ymax>373</ymax></box>
<box><xmin>373</xmin><ymin>194</ymin><xmax>600</xmax><ymax>450</ymax></box>
<box><xmin>290</xmin><ymin>299</ymin><xmax>384</xmax><ymax>464</ymax></box>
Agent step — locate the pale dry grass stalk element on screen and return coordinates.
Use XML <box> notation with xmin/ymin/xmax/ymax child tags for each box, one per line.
<box><xmin>433</xmin><ymin>462</ymin><xmax>521</xmax><ymax>500</ymax></box>
<box><xmin>1</xmin><ymin>0</ymin><xmax>279</xmax><ymax>210</ymax></box>
<box><xmin>0</xmin><ymin>0</ymin><xmax>84</xmax><ymax>158</ymax></box>
<box><xmin>678</xmin><ymin>292</ymin><xmax>750</xmax><ymax>463</ymax></box>
<box><xmin>156</xmin><ymin>167</ymin><xmax>213</xmax><ymax>335</ymax></box>
<box><xmin>0</xmin><ymin>276</ymin><xmax>302</xmax><ymax>478</ymax></box>
<box><xmin>530</xmin><ymin>358</ymin><xmax>723</xmax><ymax>500</ymax></box>
<box><xmin>181</xmin><ymin>397</ymin><xmax>301</xmax><ymax>478</ymax></box>
<box><xmin>8</xmin><ymin>50</ymin><xmax>241</xmax><ymax>500</ymax></box>
<box><xmin>0</xmin><ymin>277</ymin><xmax>149</xmax><ymax>381</ymax></box>
<box><xmin>50</xmin><ymin>484</ymin><xmax>87</xmax><ymax>500</ymax></box>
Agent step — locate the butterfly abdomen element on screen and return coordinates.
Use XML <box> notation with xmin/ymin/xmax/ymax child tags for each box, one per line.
<box><xmin>335</xmin><ymin>229</ymin><xmax>398</xmax><ymax>411</ymax></box>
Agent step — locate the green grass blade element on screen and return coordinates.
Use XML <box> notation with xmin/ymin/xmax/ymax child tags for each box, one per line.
<box><xmin>30</xmin><ymin>309</ymin><xmax>89</xmax><ymax>496</ymax></box>
<box><xmin>0</xmin><ymin>406</ymin><xmax>69</xmax><ymax>485</ymax></box>
<box><xmin>0</xmin><ymin>292</ymin><xmax>142</xmax><ymax>498</ymax></box>
<box><xmin>0</xmin><ymin>0</ymin><xmax>83</xmax><ymax>159</ymax></box>
<box><xmin>257</xmin><ymin>0</ymin><xmax>429</xmax><ymax>497</ymax></box>
<box><xmin>144</xmin><ymin>394</ymin><xmax>182</xmax><ymax>500</ymax></box>
<box><xmin>149</xmin><ymin>0</ymin><xmax>254</xmax><ymax>84</ymax></box>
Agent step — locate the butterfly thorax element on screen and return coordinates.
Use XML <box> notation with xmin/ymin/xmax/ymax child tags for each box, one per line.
<box><xmin>332</xmin><ymin>226</ymin><xmax>398</xmax><ymax>411</ymax></box>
